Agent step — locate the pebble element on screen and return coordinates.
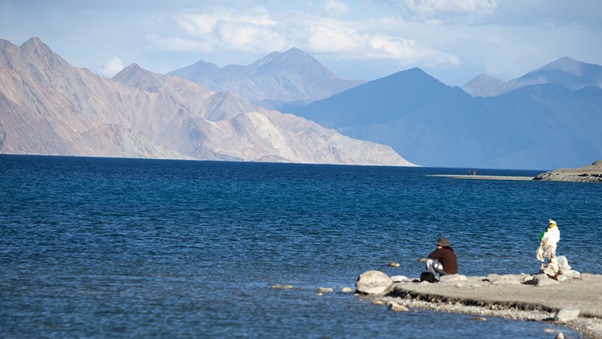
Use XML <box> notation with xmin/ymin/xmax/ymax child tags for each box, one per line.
<box><xmin>387</xmin><ymin>302</ymin><xmax>409</xmax><ymax>312</ymax></box>
<box><xmin>270</xmin><ymin>284</ymin><xmax>293</xmax><ymax>289</ymax></box>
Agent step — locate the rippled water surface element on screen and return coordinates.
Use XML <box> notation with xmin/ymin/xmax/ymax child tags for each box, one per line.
<box><xmin>2</xmin><ymin>155</ymin><xmax>600</xmax><ymax>338</ymax></box>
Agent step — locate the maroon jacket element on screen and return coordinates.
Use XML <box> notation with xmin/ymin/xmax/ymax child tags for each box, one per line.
<box><xmin>428</xmin><ymin>247</ymin><xmax>458</xmax><ymax>274</ymax></box>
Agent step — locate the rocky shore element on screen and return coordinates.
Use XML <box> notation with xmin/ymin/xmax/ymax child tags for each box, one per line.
<box><xmin>533</xmin><ymin>160</ymin><xmax>602</xmax><ymax>182</ymax></box>
<box><xmin>430</xmin><ymin>160</ymin><xmax>602</xmax><ymax>183</ymax></box>
<box><xmin>354</xmin><ymin>270</ymin><xmax>602</xmax><ymax>338</ymax></box>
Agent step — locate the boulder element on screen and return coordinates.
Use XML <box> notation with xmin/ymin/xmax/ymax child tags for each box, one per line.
<box><xmin>340</xmin><ymin>287</ymin><xmax>353</xmax><ymax>293</ymax></box>
<box><xmin>555</xmin><ymin>307</ymin><xmax>580</xmax><ymax>322</ymax></box>
<box><xmin>556</xmin><ymin>256</ymin><xmax>571</xmax><ymax>273</ymax></box>
<box><xmin>355</xmin><ymin>270</ymin><xmax>393</xmax><ymax>294</ymax></box>
<box><xmin>391</xmin><ymin>275</ymin><xmax>409</xmax><ymax>283</ymax></box>
<box><xmin>542</xmin><ymin>259</ymin><xmax>560</xmax><ymax>276</ymax></box>
<box><xmin>561</xmin><ymin>269</ymin><xmax>581</xmax><ymax>279</ymax></box>
<box><xmin>440</xmin><ymin>274</ymin><xmax>467</xmax><ymax>283</ymax></box>
<box><xmin>532</xmin><ymin>274</ymin><xmax>561</xmax><ymax>286</ymax></box>
<box><xmin>316</xmin><ymin>287</ymin><xmax>334</xmax><ymax>294</ymax></box>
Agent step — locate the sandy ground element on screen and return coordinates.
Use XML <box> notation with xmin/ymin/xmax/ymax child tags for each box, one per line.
<box><xmin>367</xmin><ymin>273</ymin><xmax>602</xmax><ymax>338</ymax></box>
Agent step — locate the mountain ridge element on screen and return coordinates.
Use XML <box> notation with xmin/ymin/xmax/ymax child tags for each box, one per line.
<box><xmin>462</xmin><ymin>57</ymin><xmax>602</xmax><ymax>97</ymax></box>
<box><xmin>0</xmin><ymin>37</ymin><xmax>414</xmax><ymax>166</ymax></box>
<box><xmin>293</xmin><ymin>61</ymin><xmax>602</xmax><ymax>170</ymax></box>
<box><xmin>169</xmin><ymin>47</ymin><xmax>365</xmax><ymax>112</ymax></box>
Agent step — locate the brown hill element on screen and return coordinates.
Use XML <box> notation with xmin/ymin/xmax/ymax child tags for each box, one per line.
<box><xmin>0</xmin><ymin>37</ymin><xmax>414</xmax><ymax>166</ymax></box>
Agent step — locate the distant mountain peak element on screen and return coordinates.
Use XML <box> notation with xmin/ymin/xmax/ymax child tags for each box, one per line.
<box><xmin>249</xmin><ymin>46</ymin><xmax>330</xmax><ymax>74</ymax></box>
<box><xmin>462</xmin><ymin>73</ymin><xmax>507</xmax><ymax>97</ymax></box>
<box><xmin>21</xmin><ymin>36</ymin><xmax>45</xmax><ymax>49</ymax></box>
<box><xmin>512</xmin><ymin>57</ymin><xmax>602</xmax><ymax>91</ymax></box>
<box><xmin>20</xmin><ymin>37</ymin><xmax>65</xmax><ymax>65</ymax></box>
<box><xmin>112</xmin><ymin>63</ymin><xmax>166</xmax><ymax>92</ymax></box>
<box><xmin>170</xmin><ymin>47</ymin><xmax>364</xmax><ymax>111</ymax></box>
<box><xmin>294</xmin><ymin>66</ymin><xmax>454</xmax><ymax>128</ymax></box>
<box><xmin>539</xmin><ymin>57</ymin><xmax>582</xmax><ymax>73</ymax></box>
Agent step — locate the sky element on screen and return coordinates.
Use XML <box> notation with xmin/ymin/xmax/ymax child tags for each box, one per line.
<box><xmin>1</xmin><ymin>0</ymin><xmax>601</xmax><ymax>86</ymax></box>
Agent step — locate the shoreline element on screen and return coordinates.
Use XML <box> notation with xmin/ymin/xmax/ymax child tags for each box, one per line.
<box><xmin>363</xmin><ymin>273</ymin><xmax>602</xmax><ymax>338</ymax></box>
<box><xmin>428</xmin><ymin>174</ymin><xmax>534</xmax><ymax>181</ymax></box>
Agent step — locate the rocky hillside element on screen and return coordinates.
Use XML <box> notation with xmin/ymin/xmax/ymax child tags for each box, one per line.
<box><xmin>0</xmin><ymin>37</ymin><xmax>414</xmax><ymax>167</ymax></box>
<box><xmin>534</xmin><ymin>160</ymin><xmax>602</xmax><ymax>182</ymax></box>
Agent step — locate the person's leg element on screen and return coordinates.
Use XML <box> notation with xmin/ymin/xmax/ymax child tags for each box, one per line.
<box><xmin>425</xmin><ymin>259</ymin><xmax>447</xmax><ymax>276</ymax></box>
<box><xmin>543</xmin><ymin>244</ymin><xmax>557</xmax><ymax>260</ymax></box>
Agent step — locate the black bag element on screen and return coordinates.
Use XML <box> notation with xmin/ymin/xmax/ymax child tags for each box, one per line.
<box><xmin>420</xmin><ymin>271</ymin><xmax>436</xmax><ymax>283</ymax></box>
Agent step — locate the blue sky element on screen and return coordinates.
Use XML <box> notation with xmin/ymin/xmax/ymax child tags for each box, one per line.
<box><xmin>1</xmin><ymin>0</ymin><xmax>601</xmax><ymax>86</ymax></box>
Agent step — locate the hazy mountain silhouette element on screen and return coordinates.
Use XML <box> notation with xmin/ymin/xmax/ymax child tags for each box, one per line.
<box><xmin>293</xmin><ymin>64</ymin><xmax>602</xmax><ymax>170</ymax></box>
<box><xmin>0</xmin><ymin>37</ymin><xmax>413</xmax><ymax>166</ymax></box>
<box><xmin>169</xmin><ymin>47</ymin><xmax>364</xmax><ymax>112</ymax></box>
<box><xmin>463</xmin><ymin>57</ymin><xmax>602</xmax><ymax>97</ymax></box>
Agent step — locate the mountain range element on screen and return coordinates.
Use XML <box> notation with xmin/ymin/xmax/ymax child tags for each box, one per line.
<box><xmin>291</xmin><ymin>60</ymin><xmax>602</xmax><ymax>170</ymax></box>
<box><xmin>169</xmin><ymin>47</ymin><xmax>364</xmax><ymax>112</ymax></box>
<box><xmin>0</xmin><ymin>37</ymin><xmax>413</xmax><ymax>166</ymax></box>
<box><xmin>2</xmin><ymin>36</ymin><xmax>600</xmax><ymax>170</ymax></box>
<box><xmin>462</xmin><ymin>57</ymin><xmax>602</xmax><ymax>97</ymax></box>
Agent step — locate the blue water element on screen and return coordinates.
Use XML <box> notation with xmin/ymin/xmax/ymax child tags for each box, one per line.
<box><xmin>2</xmin><ymin>155</ymin><xmax>600</xmax><ymax>338</ymax></box>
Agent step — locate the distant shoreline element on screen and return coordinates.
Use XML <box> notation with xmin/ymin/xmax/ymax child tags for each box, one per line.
<box><xmin>428</xmin><ymin>174</ymin><xmax>534</xmax><ymax>181</ymax></box>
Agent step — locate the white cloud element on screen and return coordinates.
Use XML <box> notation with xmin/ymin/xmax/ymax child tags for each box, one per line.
<box><xmin>144</xmin><ymin>4</ymin><xmax>461</xmax><ymax>71</ymax></box>
<box><xmin>367</xmin><ymin>35</ymin><xmax>460</xmax><ymax>65</ymax></box>
<box><xmin>317</xmin><ymin>0</ymin><xmax>350</xmax><ymax>17</ymax></box>
<box><xmin>164</xmin><ymin>7</ymin><xmax>287</xmax><ymax>53</ymax></box>
<box><xmin>387</xmin><ymin>0</ymin><xmax>498</xmax><ymax>23</ymax></box>
<box><xmin>307</xmin><ymin>21</ymin><xmax>361</xmax><ymax>53</ymax></box>
<box><xmin>304</xmin><ymin>16</ymin><xmax>459</xmax><ymax>68</ymax></box>
<box><xmin>100</xmin><ymin>57</ymin><xmax>125</xmax><ymax>77</ymax></box>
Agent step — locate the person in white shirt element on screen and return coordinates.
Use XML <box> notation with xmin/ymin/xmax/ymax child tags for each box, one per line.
<box><xmin>536</xmin><ymin>219</ymin><xmax>561</xmax><ymax>275</ymax></box>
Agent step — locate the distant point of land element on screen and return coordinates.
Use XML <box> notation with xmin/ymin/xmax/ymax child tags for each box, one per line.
<box><xmin>428</xmin><ymin>174</ymin><xmax>533</xmax><ymax>181</ymax></box>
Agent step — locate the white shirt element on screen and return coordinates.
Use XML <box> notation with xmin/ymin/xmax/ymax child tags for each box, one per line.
<box><xmin>541</xmin><ymin>226</ymin><xmax>560</xmax><ymax>246</ymax></box>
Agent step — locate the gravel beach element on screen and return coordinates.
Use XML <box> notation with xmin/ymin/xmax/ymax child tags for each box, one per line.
<box><xmin>364</xmin><ymin>273</ymin><xmax>602</xmax><ymax>338</ymax></box>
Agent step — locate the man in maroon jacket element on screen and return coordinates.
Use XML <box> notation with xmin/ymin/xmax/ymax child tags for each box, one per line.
<box><xmin>425</xmin><ymin>237</ymin><xmax>458</xmax><ymax>280</ymax></box>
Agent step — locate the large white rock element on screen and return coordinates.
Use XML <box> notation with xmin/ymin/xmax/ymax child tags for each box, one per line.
<box><xmin>561</xmin><ymin>269</ymin><xmax>581</xmax><ymax>279</ymax></box>
<box><xmin>355</xmin><ymin>270</ymin><xmax>392</xmax><ymax>294</ymax></box>
<box><xmin>555</xmin><ymin>307</ymin><xmax>580</xmax><ymax>322</ymax></box>
<box><xmin>556</xmin><ymin>256</ymin><xmax>571</xmax><ymax>272</ymax></box>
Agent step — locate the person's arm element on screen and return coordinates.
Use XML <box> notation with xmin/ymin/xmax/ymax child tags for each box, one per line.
<box><xmin>427</xmin><ymin>249</ymin><xmax>440</xmax><ymax>260</ymax></box>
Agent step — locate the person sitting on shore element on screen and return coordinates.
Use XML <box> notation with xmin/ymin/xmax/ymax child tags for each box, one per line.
<box><xmin>424</xmin><ymin>237</ymin><xmax>458</xmax><ymax>280</ymax></box>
